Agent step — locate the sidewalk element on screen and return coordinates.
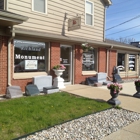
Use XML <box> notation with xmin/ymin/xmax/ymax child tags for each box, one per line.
<box><xmin>61</xmin><ymin>82</ymin><xmax>140</xmax><ymax>140</ymax></box>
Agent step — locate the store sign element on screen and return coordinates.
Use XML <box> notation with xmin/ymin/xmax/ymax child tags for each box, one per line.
<box><xmin>83</xmin><ymin>53</ymin><xmax>94</xmax><ymax>67</ymax></box>
<box><xmin>25</xmin><ymin>60</ymin><xmax>38</xmax><ymax>70</ymax></box>
<box><xmin>68</xmin><ymin>17</ymin><xmax>81</xmax><ymax>31</ymax></box>
<box><xmin>129</xmin><ymin>54</ymin><xmax>135</xmax><ymax>71</ymax></box>
<box><xmin>14</xmin><ymin>40</ymin><xmax>45</xmax><ymax>51</ymax></box>
<box><xmin>21</xmin><ymin>46</ymin><xmax>41</xmax><ymax>51</ymax></box>
<box><xmin>63</xmin><ymin>59</ymin><xmax>68</xmax><ymax>64</ymax></box>
<box><xmin>15</xmin><ymin>54</ymin><xmax>45</xmax><ymax>60</ymax></box>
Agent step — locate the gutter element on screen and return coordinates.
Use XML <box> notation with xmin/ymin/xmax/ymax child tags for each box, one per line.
<box><xmin>8</xmin><ymin>26</ymin><xmax>15</xmax><ymax>86</ymax></box>
<box><xmin>0</xmin><ymin>12</ymin><xmax>28</xmax><ymax>21</ymax></box>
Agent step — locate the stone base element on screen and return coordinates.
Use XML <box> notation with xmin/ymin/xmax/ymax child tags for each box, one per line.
<box><xmin>53</xmin><ymin>77</ymin><xmax>65</xmax><ymax>89</ymax></box>
<box><xmin>43</xmin><ymin>86</ymin><xmax>59</xmax><ymax>94</ymax></box>
<box><xmin>94</xmin><ymin>82</ymin><xmax>102</xmax><ymax>87</ymax></box>
<box><xmin>133</xmin><ymin>93</ymin><xmax>140</xmax><ymax>98</ymax></box>
<box><xmin>107</xmin><ymin>98</ymin><xmax>121</xmax><ymax>106</ymax></box>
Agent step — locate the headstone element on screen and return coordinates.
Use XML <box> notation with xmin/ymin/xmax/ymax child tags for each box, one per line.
<box><xmin>43</xmin><ymin>86</ymin><xmax>59</xmax><ymax>94</ymax></box>
<box><xmin>33</xmin><ymin>75</ymin><xmax>52</xmax><ymax>91</ymax></box>
<box><xmin>25</xmin><ymin>84</ymin><xmax>40</xmax><ymax>96</ymax></box>
<box><xmin>103</xmin><ymin>81</ymin><xmax>112</xmax><ymax>85</ymax></box>
<box><xmin>85</xmin><ymin>77</ymin><xmax>97</xmax><ymax>85</ymax></box>
<box><xmin>97</xmin><ymin>73</ymin><xmax>107</xmax><ymax>83</ymax></box>
<box><xmin>94</xmin><ymin>82</ymin><xmax>102</xmax><ymax>87</ymax></box>
<box><xmin>6</xmin><ymin>86</ymin><xmax>23</xmax><ymax>99</ymax></box>
<box><xmin>113</xmin><ymin>74</ymin><xmax>123</xmax><ymax>83</ymax></box>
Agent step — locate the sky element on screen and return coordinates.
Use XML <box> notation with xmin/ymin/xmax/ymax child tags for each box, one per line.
<box><xmin>105</xmin><ymin>0</ymin><xmax>140</xmax><ymax>42</ymax></box>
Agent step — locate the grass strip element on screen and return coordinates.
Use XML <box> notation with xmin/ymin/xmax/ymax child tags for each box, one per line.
<box><xmin>0</xmin><ymin>92</ymin><xmax>111</xmax><ymax>140</ymax></box>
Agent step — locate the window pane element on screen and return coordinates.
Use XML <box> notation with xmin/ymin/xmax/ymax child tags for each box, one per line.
<box><xmin>117</xmin><ymin>53</ymin><xmax>125</xmax><ymax>71</ymax></box>
<box><xmin>86</xmin><ymin>14</ymin><xmax>92</xmax><ymax>25</ymax></box>
<box><xmin>129</xmin><ymin>54</ymin><xmax>135</xmax><ymax>71</ymax></box>
<box><xmin>86</xmin><ymin>1</ymin><xmax>93</xmax><ymax>14</ymax></box>
<box><xmin>34</xmin><ymin>0</ymin><xmax>45</xmax><ymax>13</ymax></box>
<box><xmin>82</xmin><ymin>49</ymin><xmax>95</xmax><ymax>71</ymax></box>
<box><xmin>14</xmin><ymin>40</ymin><xmax>46</xmax><ymax>73</ymax></box>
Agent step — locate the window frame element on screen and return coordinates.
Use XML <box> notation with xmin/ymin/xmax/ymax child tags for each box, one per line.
<box><xmin>85</xmin><ymin>0</ymin><xmax>94</xmax><ymax>26</ymax></box>
<box><xmin>82</xmin><ymin>48</ymin><xmax>97</xmax><ymax>74</ymax></box>
<box><xmin>32</xmin><ymin>0</ymin><xmax>47</xmax><ymax>14</ymax></box>
<box><xmin>117</xmin><ymin>53</ymin><xmax>126</xmax><ymax>72</ymax></box>
<box><xmin>14</xmin><ymin>39</ymin><xmax>47</xmax><ymax>74</ymax></box>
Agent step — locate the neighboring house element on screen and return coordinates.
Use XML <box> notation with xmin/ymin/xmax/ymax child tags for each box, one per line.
<box><xmin>0</xmin><ymin>0</ymin><xmax>140</xmax><ymax>95</ymax></box>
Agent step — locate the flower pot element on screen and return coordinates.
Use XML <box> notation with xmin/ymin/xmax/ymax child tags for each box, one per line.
<box><xmin>53</xmin><ymin>69</ymin><xmax>65</xmax><ymax>89</ymax></box>
<box><xmin>110</xmin><ymin>90</ymin><xmax>119</xmax><ymax>98</ymax></box>
<box><xmin>107</xmin><ymin>90</ymin><xmax>121</xmax><ymax>106</ymax></box>
<box><xmin>53</xmin><ymin>69</ymin><xmax>64</xmax><ymax>77</ymax></box>
<box><xmin>133</xmin><ymin>86</ymin><xmax>140</xmax><ymax>98</ymax></box>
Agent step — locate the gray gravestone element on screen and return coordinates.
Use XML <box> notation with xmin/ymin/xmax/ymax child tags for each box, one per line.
<box><xmin>113</xmin><ymin>74</ymin><xmax>123</xmax><ymax>83</ymax></box>
<box><xmin>97</xmin><ymin>72</ymin><xmax>107</xmax><ymax>83</ymax></box>
<box><xmin>43</xmin><ymin>86</ymin><xmax>59</xmax><ymax>94</ymax></box>
<box><xmin>25</xmin><ymin>84</ymin><xmax>40</xmax><ymax>96</ymax></box>
<box><xmin>33</xmin><ymin>75</ymin><xmax>52</xmax><ymax>91</ymax></box>
<box><xmin>6</xmin><ymin>86</ymin><xmax>23</xmax><ymax>99</ymax></box>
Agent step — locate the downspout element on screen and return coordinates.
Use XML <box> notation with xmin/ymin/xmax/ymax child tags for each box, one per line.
<box><xmin>8</xmin><ymin>26</ymin><xmax>15</xmax><ymax>86</ymax></box>
<box><xmin>5</xmin><ymin>0</ymin><xmax>8</xmax><ymax>10</ymax></box>
<box><xmin>48</xmin><ymin>42</ymin><xmax>50</xmax><ymax>74</ymax></box>
<box><xmin>106</xmin><ymin>49</ymin><xmax>109</xmax><ymax>74</ymax></box>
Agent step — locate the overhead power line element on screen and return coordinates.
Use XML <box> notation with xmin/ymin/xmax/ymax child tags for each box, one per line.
<box><xmin>112</xmin><ymin>0</ymin><xmax>130</xmax><ymax>5</ymax></box>
<box><xmin>106</xmin><ymin>24</ymin><xmax>140</xmax><ymax>36</ymax></box>
<box><xmin>121</xmin><ymin>32</ymin><xmax>140</xmax><ymax>38</ymax></box>
<box><xmin>107</xmin><ymin>6</ymin><xmax>140</xmax><ymax>15</ymax></box>
<box><xmin>112</xmin><ymin>0</ymin><xmax>131</xmax><ymax>5</ymax></box>
<box><xmin>106</xmin><ymin>15</ymin><xmax>140</xmax><ymax>31</ymax></box>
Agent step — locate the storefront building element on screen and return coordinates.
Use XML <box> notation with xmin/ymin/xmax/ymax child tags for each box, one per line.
<box><xmin>0</xmin><ymin>0</ymin><xmax>140</xmax><ymax>95</ymax></box>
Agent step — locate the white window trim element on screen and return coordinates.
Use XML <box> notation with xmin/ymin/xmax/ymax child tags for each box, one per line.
<box><xmin>85</xmin><ymin>0</ymin><xmax>94</xmax><ymax>26</ymax></box>
<box><xmin>82</xmin><ymin>71</ymin><xmax>97</xmax><ymax>75</ymax></box>
<box><xmin>32</xmin><ymin>0</ymin><xmax>47</xmax><ymax>14</ymax></box>
<box><xmin>13</xmin><ymin>72</ymin><xmax>48</xmax><ymax>79</ymax></box>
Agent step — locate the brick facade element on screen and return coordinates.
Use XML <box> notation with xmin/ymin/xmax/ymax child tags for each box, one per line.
<box><xmin>108</xmin><ymin>50</ymin><xmax>117</xmax><ymax>78</ymax></box>
<box><xmin>74</xmin><ymin>47</ymin><xmax>109</xmax><ymax>84</ymax></box>
<box><xmin>74</xmin><ymin>45</ymin><xmax>83</xmax><ymax>84</ymax></box>
<box><xmin>0</xmin><ymin>36</ymin><xmax>8</xmax><ymax>94</ymax></box>
<box><xmin>98</xmin><ymin>48</ymin><xmax>107</xmax><ymax>72</ymax></box>
<box><xmin>0</xmin><ymin>39</ymin><xmax>134</xmax><ymax>94</ymax></box>
<box><xmin>50</xmin><ymin>42</ymin><xmax>60</xmax><ymax>77</ymax></box>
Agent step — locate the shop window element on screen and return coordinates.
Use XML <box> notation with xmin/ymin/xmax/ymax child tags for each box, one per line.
<box><xmin>14</xmin><ymin>39</ymin><xmax>46</xmax><ymax>73</ymax></box>
<box><xmin>32</xmin><ymin>0</ymin><xmax>47</xmax><ymax>14</ymax></box>
<box><xmin>82</xmin><ymin>49</ymin><xmax>96</xmax><ymax>71</ymax></box>
<box><xmin>117</xmin><ymin>53</ymin><xmax>125</xmax><ymax>71</ymax></box>
<box><xmin>129</xmin><ymin>54</ymin><xmax>135</xmax><ymax>71</ymax></box>
<box><xmin>85</xmin><ymin>0</ymin><xmax>94</xmax><ymax>26</ymax></box>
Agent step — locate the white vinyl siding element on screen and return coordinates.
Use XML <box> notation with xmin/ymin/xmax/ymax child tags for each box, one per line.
<box><xmin>32</xmin><ymin>0</ymin><xmax>47</xmax><ymax>14</ymax></box>
<box><xmin>85</xmin><ymin>0</ymin><xmax>94</xmax><ymax>26</ymax></box>
<box><xmin>7</xmin><ymin>0</ymin><xmax>105</xmax><ymax>41</ymax></box>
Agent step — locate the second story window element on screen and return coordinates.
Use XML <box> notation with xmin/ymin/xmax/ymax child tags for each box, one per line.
<box><xmin>33</xmin><ymin>0</ymin><xmax>47</xmax><ymax>14</ymax></box>
<box><xmin>85</xmin><ymin>0</ymin><xmax>94</xmax><ymax>26</ymax></box>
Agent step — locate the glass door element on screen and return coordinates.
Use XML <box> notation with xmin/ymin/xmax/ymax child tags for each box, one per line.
<box><xmin>60</xmin><ymin>45</ymin><xmax>72</xmax><ymax>84</ymax></box>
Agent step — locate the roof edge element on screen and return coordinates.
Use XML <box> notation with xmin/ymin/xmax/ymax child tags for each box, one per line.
<box><xmin>13</xmin><ymin>27</ymin><xmax>140</xmax><ymax>52</ymax></box>
<box><xmin>0</xmin><ymin>10</ymin><xmax>28</xmax><ymax>22</ymax></box>
<box><xmin>103</xmin><ymin>0</ymin><xmax>112</xmax><ymax>6</ymax></box>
